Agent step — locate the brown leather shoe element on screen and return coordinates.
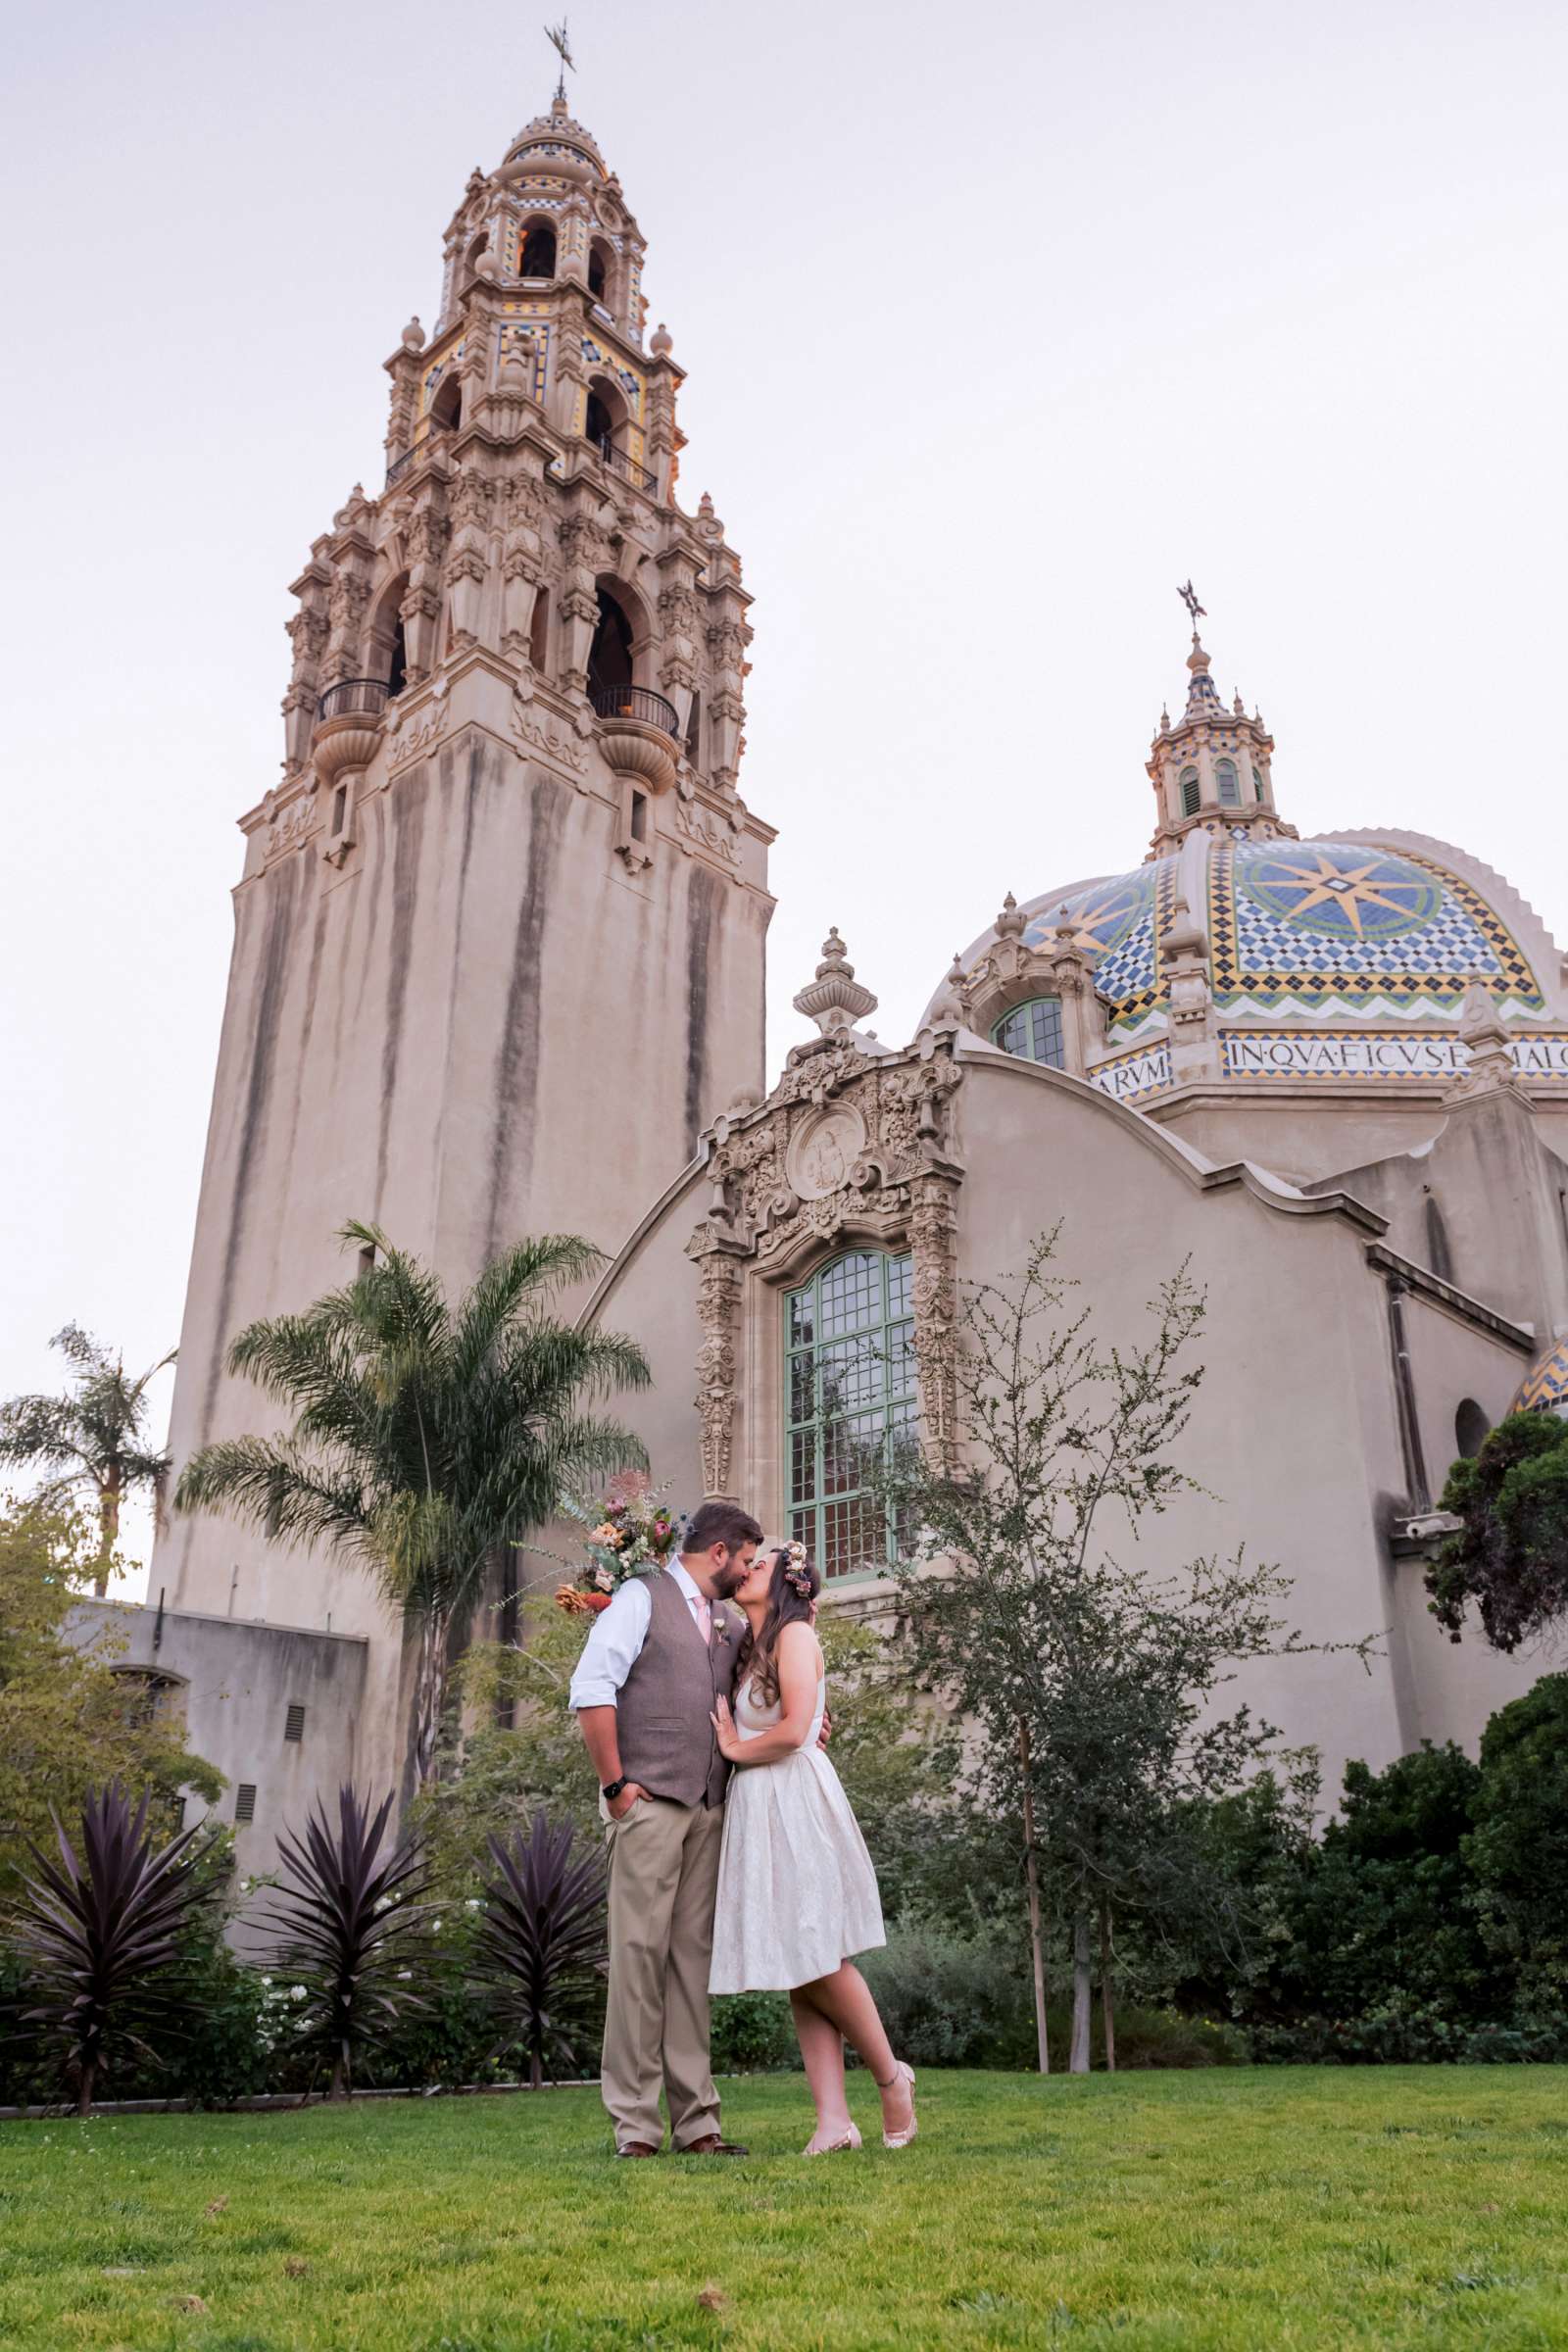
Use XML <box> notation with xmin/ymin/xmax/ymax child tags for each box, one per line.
<box><xmin>677</xmin><ymin>2133</ymin><xmax>749</xmax><ymax>2156</ymax></box>
<box><xmin>615</xmin><ymin>2141</ymin><xmax>660</xmax><ymax>2159</ymax></box>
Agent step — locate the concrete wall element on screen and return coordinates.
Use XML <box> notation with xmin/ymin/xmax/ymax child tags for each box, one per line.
<box><xmin>156</xmin><ymin>694</ymin><xmax>770</xmax><ymax>1792</ymax></box>
<box><xmin>71</xmin><ymin>1600</ymin><xmax>368</xmax><ymax>1877</ymax></box>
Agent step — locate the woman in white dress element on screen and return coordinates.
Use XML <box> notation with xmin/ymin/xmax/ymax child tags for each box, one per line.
<box><xmin>709</xmin><ymin>1543</ymin><xmax>918</xmax><ymax>2155</ymax></box>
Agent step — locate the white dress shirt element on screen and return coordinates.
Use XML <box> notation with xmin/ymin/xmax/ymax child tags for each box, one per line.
<box><xmin>567</xmin><ymin>1559</ymin><xmax>711</xmax><ymax>1711</ymax></box>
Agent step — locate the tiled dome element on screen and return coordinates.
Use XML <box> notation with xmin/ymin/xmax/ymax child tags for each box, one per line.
<box><xmin>1513</xmin><ymin>1339</ymin><xmax>1568</xmax><ymax>1419</ymax></box>
<box><xmin>978</xmin><ymin>834</ymin><xmax>1544</xmax><ymax>1039</ymax></box>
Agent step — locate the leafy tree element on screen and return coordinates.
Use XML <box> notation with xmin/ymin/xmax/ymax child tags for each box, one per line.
<box><xmin>887</xmin><ymin>1229</ymin><xmax>1368</xmax><ymax>2072</ymax></box>
<box><xmin>0</xmin><ymin>1498</ymin><xmax>221</xmax><ymax>1892</ymax></box>
<box><xmin>0</xmin><ymin>1327</ymin><xmax>174</xmax><ymax>1594</ymax></box>
<box><xmin>1427</xmin><ymin>1411</ymin><xmax>1568</xmax><ymax>1650</ymax></box>
<box><xmin>1465</xmin><ymin>1673</ymin><xmax>1568</xmax><ymax>2014</ymax></box>
<box><xmin>1291</xmin><ymin>1742</ymin><xmax>1504</xmax><ymax>2026</ymax></box>
<box><xmin>174</xmin><ymin>1225</ymin><xmax>651</xmax><ymax>1787</ymax></box>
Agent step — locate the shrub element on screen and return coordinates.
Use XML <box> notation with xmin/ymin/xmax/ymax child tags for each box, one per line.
<box><xmin>472</xmin><ymin>1815</ymin><xmax>608</xmax><ymax>2087</ymax></box>
<box><xmin>710</xmin><ymin>1990</ymin><xmax>797</xmax><ymax>2073</ymax></box>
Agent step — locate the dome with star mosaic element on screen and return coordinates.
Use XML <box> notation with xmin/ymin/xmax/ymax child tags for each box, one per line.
<box><xmin>1512</xmin><ymin>1338</ymin><xmax>1568</xmax><ymax>1420</ymax></box>
<box><xmin>934</xmin><ymin>617</ymin><xmax>1567</xmax><ymax>1106</ymax></box>
<box><xmin>1007</xmin><ymin>833</ymin><xmax>1545</xmax><ymax>1038</ymax></box>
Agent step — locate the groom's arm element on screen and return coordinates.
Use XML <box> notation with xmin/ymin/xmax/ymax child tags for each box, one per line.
<box><xmin>569</xmin><ymin>1579</ymin><xmax>654</xmax><ymax>1818</ymax></box>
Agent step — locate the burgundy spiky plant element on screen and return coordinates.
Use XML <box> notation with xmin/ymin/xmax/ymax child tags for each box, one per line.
<box><xmin>8</xmin><ymin>1781</ymin><xmax>216</xmax><ymax>2117</ymax></box>
<box><xmin>473</xmin><ymin>1813</ymin><xmax>607</xmax><ymax>2088</ymax></box>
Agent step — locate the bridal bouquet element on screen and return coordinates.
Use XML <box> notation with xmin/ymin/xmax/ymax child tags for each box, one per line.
<box><xmin>554</xmin><ymin>1473</ymin><xmax>683</xmax><ymax>1614</ymax></box>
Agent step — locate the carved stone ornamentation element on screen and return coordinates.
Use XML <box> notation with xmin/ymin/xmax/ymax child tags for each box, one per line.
<box><xmin>693</xmin><ymin>1249</ymin><xmax>744</xmax><ymax>1499</ymax></box>
<box><xmin>908</xmin><ymin>1170</ymin><xmax>960</xmax><ymax>1467</ymax></box>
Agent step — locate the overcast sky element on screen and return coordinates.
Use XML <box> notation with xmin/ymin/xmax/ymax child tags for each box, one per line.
<box><xmin>4</xmin><ymin>0</ymin><xmax>1565</xmax><ymax>1592</ymax></box>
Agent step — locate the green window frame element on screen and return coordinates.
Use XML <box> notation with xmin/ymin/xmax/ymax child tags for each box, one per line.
<box><xmin>1215</xmin><ymin>757</ymin><xmax>1241</xmax><ymax>807</ymax></box>
<box><xmin>1251</xmin><ymin>763</ymin><xmax>1266</xmax><ymax>803</ymax></box>
<box><xmin>785</xmin><ymin>1249</ymin><xmax>915</xmax><ymax>1582</ymax></box>
<box><xmin>993</xmin><ymin>996</ymin><xmax>1065</xmax><ymax>1067</ymax></box>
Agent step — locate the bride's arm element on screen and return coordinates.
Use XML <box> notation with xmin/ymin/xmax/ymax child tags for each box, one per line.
<box><xmin>711</xmin><ymin>1623</ymin><xmax>822</xmax><ymax>1765</ymax></box>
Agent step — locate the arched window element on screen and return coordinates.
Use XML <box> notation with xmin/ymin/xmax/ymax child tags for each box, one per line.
<box><xmin>429</xmin><ymin>372</ymin><xmax>462</xmax><ymax>433</ymax></box>
<box><xmin>519</xmin><ymin>217</ymin><xmax>557</xmax><ymax>277</ymax></box>
<box><xmin>587</xmin><ymin>584</ymin><xmax>635</xmax><ymax>696</ymax></box>
<box><xmin>588</xmin><ymin>240</ymin><xmax>612</xmax><ymax>303</ymax></box>
<box><xmin>366</xmin><ymin>572</ymin><xmax>410</xmax><ymax>697</ymax></box>
<box><xmin>1454</xmin><ymin>1398</ymin><xmax>1491</xmax><ymax>1459</ymax></box>
<box><xmin>785</xmin><ymin>1249</ymin><xmax>916</xmax><ymax>1581</ymax></box>
<box><xmin>1251</xmin><ymin>764</ymin><xmax>1266</xmax><ymax>803</ymax></box>
<box><xmin>528</xmin><ymin>585</ymin><xmax>550</xmax><ymax>674</ymax></box>
<box><xmin>387</xmin><ymin>614</ymin><xmax>408</xmax><ymax>699</ymax></box>
<box><xmin>1215</xmin><ymin>758</ymin><xmax>1241</xmax><ymax>807</ymax></box>
<box><xmin>993</xmin><ymin>997</ymin><xmax>1065</xmax><ymax>1068</ymax></box>
<box><xmin>1180</xmin><ymin>766</ymin><xmax>1200</xmax><ymax>816</ymax></box>
<box><xmin>584</xmin><ymin>375</ymin><xmax>628</xmax><ymax>464</ymax></box>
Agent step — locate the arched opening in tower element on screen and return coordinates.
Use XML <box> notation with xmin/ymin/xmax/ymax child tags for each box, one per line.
<box><xmin>387</xmin><ymin>614</ymin><xmax>408</xmax><ymax>699</ymax></box>
<box><xmin>588</xmin><ymin>587</ymin><xmax>635</xmax><ymax>698</ymax></box>
<box><xmin>519</xmin><ymin>218</ymin><xmax>557</xmax><ymax>277</ymax></box>
<box><xmin>430</xmin><ymin>373</ymin><xmax>462</xmax><ymax>433</ymax></box>
<box><xmin>585</xmin><ymin>383</ymin><xmax>623</xmax><ymax>460</ymax></box>
<box><xmin>588</xmin><ymin>241</ymin><xmax>611</xmax><ymax>303</ymax></box>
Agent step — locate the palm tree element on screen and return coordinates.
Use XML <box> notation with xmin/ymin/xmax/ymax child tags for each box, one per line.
<box><xmin>0</xmin><ymin>1326</ymin><xmax>175</xmax><ymax>1595</ymax></box>
<box><xmin>173</xmin><ymin>1223</ymin><xmax>650</xmax><ymax>1786</ymax></box>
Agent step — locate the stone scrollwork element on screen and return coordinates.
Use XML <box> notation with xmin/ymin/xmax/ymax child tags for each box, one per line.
<box><xmin>684</xmin><ymin>1036</ymin><xmax>965</xmax><ymax>1489</ymax></box>
<box><xmin>692</xmin><ymin>1247</ymin><xmax>745</xmax><ymax>1499</ymax></box>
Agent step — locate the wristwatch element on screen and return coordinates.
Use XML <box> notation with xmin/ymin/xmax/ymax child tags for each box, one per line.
<box><xmin>602</xmin><ymin>1776</ymin><xmax>629</xmax><ymax>1802</ymax></box>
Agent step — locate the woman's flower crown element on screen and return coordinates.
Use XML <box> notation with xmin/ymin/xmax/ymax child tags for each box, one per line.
<box><xmin>779</xmin><ymin>1540</ymin><xmax>813</xmax><ymax>1598</ymax></box>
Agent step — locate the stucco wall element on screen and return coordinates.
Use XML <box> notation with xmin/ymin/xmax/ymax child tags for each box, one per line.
<box><xmin>70</xmin><ymin>1601</ymin><xmax>368</xmax><ymax>1878</ymax></box>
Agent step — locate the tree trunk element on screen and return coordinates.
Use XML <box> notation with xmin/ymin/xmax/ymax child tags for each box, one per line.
<box><xmin>94</xmin><ymin>1465</ymin><xmax>122</xmax><ymax>1597</ymax></box>
<box><xmin>329</xmin><ymin>2051</ymin><xmax>350</xmax><ymax>2102</ymax></box>
<box><xmin>1069</xmin><ymin>1915</ymin><xmax>1093</xmax><ymax>2074</ymax></box>
<box><xmin>412</xmin><ymin>1608</ymin><xmax>453</xmax><ymax>1787</ymax></box>
<box><xmin>1099</xmin><ymin>1899</ymin><xmax>1116</xmax><ymax>2074</ymax></box>
<box><xmin>76</xmin><ymin>2058</ymin><xmax>97</xmax><ymax>2119</ymax></box>
<box><xmin>1017</xmin><ymin>1720</ymin><xmax>1049</xmax><ymax>2073</ymax></box>
<box><xmin>530</xmin><ymin>2043</ymin><xmax>543</xmax><ymax>2092</ymax></box>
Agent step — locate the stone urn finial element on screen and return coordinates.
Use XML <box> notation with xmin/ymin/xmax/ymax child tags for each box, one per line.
<box><xmin>994</xmin><ymin>890</ymin><xmax>1026</xmax><ymax>941</ymax></box>
<box><xmin>793</xmin><ymin>927</ymin><xmax>878</xmax><ymax>1037</ymax></box>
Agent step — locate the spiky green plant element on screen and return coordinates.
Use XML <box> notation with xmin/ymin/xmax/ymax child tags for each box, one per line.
<box><xmin>173</xmin><ymin>1224</ymin><xmax>650</xmax><ymax>1783</ymax></box>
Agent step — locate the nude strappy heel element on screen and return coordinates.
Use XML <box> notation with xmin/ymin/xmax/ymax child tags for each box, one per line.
<box><xmin>803</xmin><ymin>2122</ymin><xmax>861</xmax><ymax>2155</ymax></box>
<box><xmin>878</xmin><ymin>2060</ymin><xmax>917</xmax><ymax>2150</ymax></box>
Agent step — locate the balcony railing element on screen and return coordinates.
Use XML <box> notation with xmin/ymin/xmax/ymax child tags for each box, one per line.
<box><xmin>383</xmin><ymin>424</ymin><xmax>451</xmax><ymax>490</ymax></box>
<box><xmin>589</xmin><ymin>435</ymin><xmax>659</xmax><ymax>495</ymax></box>
<box><xmin>589</xmin><ymin>682</ymin><xmax>679</xmax><ymax>737</ymax></box>
<box><xmin>317</xmin><ymin>677</ymin><xmax>391</xmax><ymax>724</ymax></box>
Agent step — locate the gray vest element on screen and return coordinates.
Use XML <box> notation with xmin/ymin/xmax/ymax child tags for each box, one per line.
<box><xmin>615</xmin><ymin>1569</ymin><xmax>743</xmax><ymax>1808</ymax></box>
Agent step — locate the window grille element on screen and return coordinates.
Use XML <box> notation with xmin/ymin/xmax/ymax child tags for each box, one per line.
<box><xmin>284</xmin><ymin>1702</ymin><xmax>306</xmax><ymax>1744</ymax></box>
<box><xmin>784</xmin><ymin>1250</ymin><xmax>915</xmax><ymax>1581</ymax></box>
<box><xmin>993</xmin><ymin>997</ymin><xmax>1065</xmax><ymax>1069</ymax></box>
<box><xmin>1215</xmin><ymin>758</ymin><xmax>1241</xmax><ymax>807</ymax></box>
<box><xmin>235</xmin><ymin>1784</ymin><xmax>258</xmax><ymax>1824</ymax></box>
<box><xmin>1180</xmin><ymin>766</ymin><xmax>1200</xmax><ymax>816</ymax></box>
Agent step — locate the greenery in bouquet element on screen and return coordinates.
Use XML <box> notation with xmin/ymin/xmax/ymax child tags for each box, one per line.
<box><xmin>553</xmin><ymin>1473</ymin><xmax>683</xmax><ymax>1615</ymax></box>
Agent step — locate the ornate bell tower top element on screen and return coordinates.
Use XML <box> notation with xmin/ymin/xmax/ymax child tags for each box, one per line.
<box><xmin>1144</xmin><ymin>588</ymin><xmax>1294</xmax><ymax>859</ymax></box>
<box><xmin>272</xmin><ymin>56</ymin><xmax>760</xmax><ymax>862</ymax></box>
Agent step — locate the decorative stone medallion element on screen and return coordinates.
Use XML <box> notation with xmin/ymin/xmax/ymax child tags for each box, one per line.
<box><xmin>786</xmin><ymin>1104</ymin><xmax>867</xmax><ymax>1201</ymax></box>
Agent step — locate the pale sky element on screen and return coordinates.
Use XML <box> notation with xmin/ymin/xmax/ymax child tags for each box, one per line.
<box><xmin>3</xmin><ymin>0</ymin><xmax>1565</xmax><ymax>1592</ymax></box>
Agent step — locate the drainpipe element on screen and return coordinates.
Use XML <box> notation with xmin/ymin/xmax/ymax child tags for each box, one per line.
<box><xmin>152</xmin><ymin>1586</ymin><xmax>166</xmax><ymax>1655</ymax></box>
<box><xmin>1384</xmin><ymin>1275</ymin><xmax>1431</xmax><ymax>1512</ymax></box>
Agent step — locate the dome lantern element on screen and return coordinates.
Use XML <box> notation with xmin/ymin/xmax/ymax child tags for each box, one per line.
<box><xmin>1144</xmin><ymin>591</ymin><xmax>1294</xmax><ymax>860</ymax></box>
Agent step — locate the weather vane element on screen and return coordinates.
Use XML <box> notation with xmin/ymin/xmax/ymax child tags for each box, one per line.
<box><xmin>545</xmin><ymin>19</ymin><xmax>575</xmax><ymax>100</ymax></box>
<box><xmin>1177</xmin><ymin>580</ymin><xmax>1206</xmax><ymax>630</ymax></box>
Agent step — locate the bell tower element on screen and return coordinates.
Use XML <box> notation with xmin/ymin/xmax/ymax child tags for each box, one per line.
<box><xmin>158</xmin><ymin>81</ymin><xmax>774</xmax><ymax>1665</ymax></box>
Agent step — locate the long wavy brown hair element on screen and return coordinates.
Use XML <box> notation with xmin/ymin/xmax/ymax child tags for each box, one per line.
<box><xmin>737</xmin><ymin>1546</ymin><xmax>822</xmax><ymax>1707</ymax></box>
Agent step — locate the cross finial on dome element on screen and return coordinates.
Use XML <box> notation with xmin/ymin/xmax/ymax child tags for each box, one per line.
<box><xmin>544</xmin><ymin>18</ymin><xmax>575</xmax><ymax>106</ymax></box>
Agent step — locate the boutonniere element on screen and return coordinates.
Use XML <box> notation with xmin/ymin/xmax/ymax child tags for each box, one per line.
<box><xmin>713</xmin><ymin>1614</ymin><xmax>732</xmax><ymax>1643</ymax></box>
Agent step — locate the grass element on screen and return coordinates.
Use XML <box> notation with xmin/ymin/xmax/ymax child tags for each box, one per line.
<box><xmin>0</xmin><ymin>2068</ymin><xmax>1565</xmax><ymax>2350</ymax></box>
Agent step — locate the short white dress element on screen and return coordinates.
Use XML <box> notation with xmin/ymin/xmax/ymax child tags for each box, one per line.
<box><xmin>709</xmin><ymin>1665</ymin><xmax>886</xmax><ymax>1993</ymax></box>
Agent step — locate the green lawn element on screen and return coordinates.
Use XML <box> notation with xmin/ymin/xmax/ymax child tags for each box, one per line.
<box><xmin>1</xmin><ymin>2069</ymin><xmax>1565</xmax><ymax>2350</ymax></box>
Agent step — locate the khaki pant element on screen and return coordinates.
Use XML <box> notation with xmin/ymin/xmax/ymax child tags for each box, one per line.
<box><xmin>601</xmin><ymin>1794</ymin><xmax>724</xmax><ymax>2151</ymax></box>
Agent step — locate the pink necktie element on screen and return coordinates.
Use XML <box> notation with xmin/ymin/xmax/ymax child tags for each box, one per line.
<box><xmin>696</xmin><ymin>1596</ymin><xmax>712</xmax><ymax>1645</ymax></box>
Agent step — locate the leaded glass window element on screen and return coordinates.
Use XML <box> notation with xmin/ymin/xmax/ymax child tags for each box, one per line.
<box><xmin>1251</xmin><ymin>763</ymin><xmax>1266</xmax><ymax>803</ymax></box>
<box><xmin>1180</xmin><ymin>766</ymin><xmax>1200</xmax><ymax>816</ymax></box>
<box><xmin>785</xmin><ymin>1250</ymin><xmax>915</xmax><ymax>1581</ymax></box>
<box><xmin>993</xmin><ymin>997</ymin><xmax>1065</xmax><ymax>1068</ymax></box>
<box><xmin>1215</xmin><ymin>758</ymin><xmax>1241</xmax><ymax>807</ymax></box>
